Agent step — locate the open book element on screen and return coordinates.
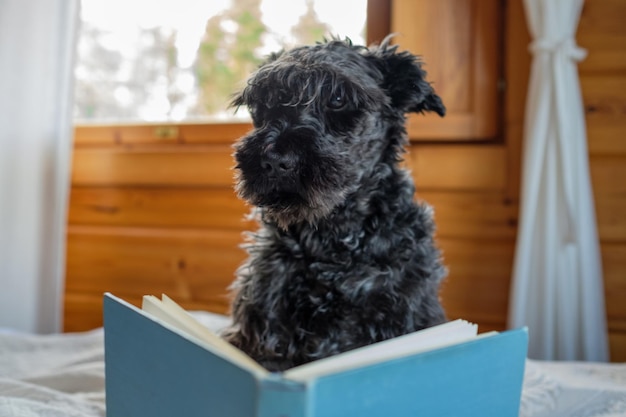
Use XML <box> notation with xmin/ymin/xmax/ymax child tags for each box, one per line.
<box><xmin>104</xmin><ymin>293</ymin><xmax>528</xmax><ymax>417</ymax></box>
<box><xmin>143</xmin><ymin>293</ymin><xmax>486</xmax><ymax>381</ymax></box>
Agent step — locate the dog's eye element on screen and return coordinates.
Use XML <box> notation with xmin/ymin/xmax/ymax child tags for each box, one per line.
<box><xmin>327</xmin><ymin>92</ymin><xmax>346</xmax><ymax>110</ymax></box>
<box><xmin>278</xmin><ymin>92</ymin><xmax>292</xmax><ymax>106</ymax></box>
<box><xmin>248</xmin><ymin>106</ymin><xmax>260</xmax><ymax>125</ymax></box>
<box><xmin>249</xmin><ymin>106</ymin><xmax>267</xmax><ymax>128</ymax></box>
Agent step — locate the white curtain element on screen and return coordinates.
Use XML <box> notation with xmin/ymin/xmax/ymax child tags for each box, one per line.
<box><xmin>0</xmin><ymin>0</ymin><xmax>79</xmax><ymax>333</ymax></box>
<box><xmin>508</xmin><ymin>0</ymin><xmax>609</xmax><ymax>361</ymax></box>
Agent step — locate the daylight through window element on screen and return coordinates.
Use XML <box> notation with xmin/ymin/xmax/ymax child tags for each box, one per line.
<box><xmin>74</xmin><ymin>0</ymin><xmax>367</xmax><ymax>123</ymax></box>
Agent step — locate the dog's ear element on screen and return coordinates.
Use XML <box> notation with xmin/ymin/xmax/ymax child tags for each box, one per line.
<box><xmin>365</xmin><ymin>39</ymin><xmax>445</xmax><ymax>117</ymax></box>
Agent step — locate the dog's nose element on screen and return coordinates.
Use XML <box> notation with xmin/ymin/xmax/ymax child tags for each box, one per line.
<box><xmin>261</xmin><ymin>145</ymin><xmax>298</xmax><ymax>176</ymax></box>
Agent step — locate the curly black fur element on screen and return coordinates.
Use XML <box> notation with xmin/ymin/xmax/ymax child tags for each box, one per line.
<box><xmin>222</xmin><ymin>36</ymin><xmax>448</xmax><ymax>372</ymax></box>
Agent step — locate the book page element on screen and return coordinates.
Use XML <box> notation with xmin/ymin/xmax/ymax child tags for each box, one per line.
<box><xmin>284</xmin><ymin>319</ymin><xmax>484</xmax><ymax>382</ymax></box>
<box><xmin>142</xmin><ymin>295</ymin><xmax>268</xmax><ymax>376</ymax></box>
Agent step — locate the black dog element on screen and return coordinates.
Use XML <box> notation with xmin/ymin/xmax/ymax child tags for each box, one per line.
<box><xmin>222</xmin><ymin>37</ymin><xmax>447</xmax><ymax>372</ymax></box>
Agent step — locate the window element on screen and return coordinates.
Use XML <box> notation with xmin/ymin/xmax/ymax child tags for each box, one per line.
<box><xmin>74</xmin><ymin>0</ymin><xmax>368</xmax><ymax>123</ymax></box>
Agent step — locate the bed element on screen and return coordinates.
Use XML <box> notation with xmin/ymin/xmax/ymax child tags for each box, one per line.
<box><xmin>1</xmin><ymin>312</ymin><xmax>625</xmax><ymax>417</ymax></box>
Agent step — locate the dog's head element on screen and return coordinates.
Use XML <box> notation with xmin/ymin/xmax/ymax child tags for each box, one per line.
<box><xmin>231</xmin><ymin>37</ymin><xmax>445</xmax><ymax>228</ymax></box>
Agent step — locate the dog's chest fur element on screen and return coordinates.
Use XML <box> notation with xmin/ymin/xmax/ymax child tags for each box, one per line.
<box><xmin>226</xmin><ymin>165</ymin><xmax>446</xmax><ymax>370</ymax></box>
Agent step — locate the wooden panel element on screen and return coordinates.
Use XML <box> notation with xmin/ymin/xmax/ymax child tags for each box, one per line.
<box><xmin>590</xmin><ymin>156</ymin><xmax>626</xmax><ymax>242</ymax></box>
<box><xmin>68</xmin><ymin>187</ymin><xmax>254</xmax><ymax>230</ymax></box>
<box><xmin>407</xmin><ymin>144</ymin><xmax>507</xmax><ymax>191</ymax></box>
<box><xmin>418</xmin><ymin>191</ymin><xmax>517</xmax><ymax>240</ymax></box>
<box><xmin>582</xmin><ymin>75</ymin><xmax>626</xmax><ymax>155</ymax></box>
<box><xmin>366</xmin><ymin>0</ymin><xmax>391</xmax><ymax>45</ymax></box>
<box><xmin>504</xmin><ymin>0</ymin><xmax>531</xmax><ymax>127</ymax></box>
<box><xmin>578</xmin><ymin>0</ymin><xmax>626</xmax><ymax>74</ymax></box>
<box><xmin>73</xmin><ymin>126</ymin><xmax>119</xmax><ymax>146</ymax></box>
<box><xmin>65</xmin><ymin>226</ymin><xmax>246</xmax><ymax>306</ymax></box>
<box><xmin>180</xmin><ymin>123</ymin><xmax>251</xmax><ymax>144</ymax></box>
<box><xmin>63</xmin><ymin>224</ymin><xmax>244</xmax><ymax>331</ymax></box>
<box><xmin>71</xmin><ymin>146</ymin><xmax>235</xmax><ymax>186</ymax></box>
<box><xmin>608</xmin><ymin>331</ymin><xmax>626</xmax><ymax>362</ymax></box>
<box><xmin>601</xmin><ymin>243</ymin><xmax>626</xmax><ymax>326</ymax></box>
<box><xmin>504</xmin><ymin>0</ymin><xmax>531</xmax><ymax>202</ymax></box>
<box><xmin>74</xmin><ymin>123</ymin><xmax>251</xmax><ymax>146</ymax></box>
<box><xmin>437</xmin><ymin>237</ymin><xmax>515</xmax><ymax>328</ymax></box>
<box><xmin>63</xmin><ymin>291</ymin><xmax>230</xmax><ymax>332</ymax></box>
<box><xmin>595</xmin><ymin>194</ymin><xmax>626</xmax><ymax>244</ymax></box>
<box><xmin>392</xmin><ymin>0</ymin><xmax>501</xmax><ymax>139</ymax></box>
<box><xmin>63</xmin><ymin>293</ymin><xmax>108</xmax><ymax>332</ymax></box>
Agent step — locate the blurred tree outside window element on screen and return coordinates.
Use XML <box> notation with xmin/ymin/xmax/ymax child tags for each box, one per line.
<box><xmin>74</xmin><ymin>0</ymin><xmax>367</xmax><ymax>123</ymax></box>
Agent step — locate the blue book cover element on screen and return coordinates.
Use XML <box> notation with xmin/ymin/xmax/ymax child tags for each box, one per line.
<box><xmin>104</xmin><ymin>293</ymin><xmax>528</xmax><ymax>417</ymax></box>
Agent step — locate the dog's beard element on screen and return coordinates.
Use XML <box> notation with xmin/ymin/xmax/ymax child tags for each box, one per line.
<box><xmin>235</xmin><ymin>178</ymin><xmax>351</xmax><ymax>229</ymax></box>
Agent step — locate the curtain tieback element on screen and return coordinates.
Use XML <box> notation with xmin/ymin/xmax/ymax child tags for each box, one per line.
<box><xmin>529</xmin><ymin>37</ymin><xmax>587</xmax><ymax>62</ymax></box>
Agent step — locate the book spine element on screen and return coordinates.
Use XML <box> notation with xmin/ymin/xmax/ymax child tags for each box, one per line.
<box><xmin>257</xmin><ymin>375</ymin><xmax>308</xmax><ymax>417</ymax></box>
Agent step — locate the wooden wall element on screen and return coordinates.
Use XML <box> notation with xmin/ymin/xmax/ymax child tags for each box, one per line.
<box><xmin>64</xmin><ymin>0</ymin><xmax>626</xmax><ymax>361</ymax></box>
<box><xmin>64</xmin><ymin>124</ymin><xmax>255</xmax><ymax>331</ymax></box>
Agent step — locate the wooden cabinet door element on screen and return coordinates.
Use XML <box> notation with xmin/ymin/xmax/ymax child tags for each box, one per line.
<box><xmin>391</xmin><ymin>0</ymin><xmax>502</xmax><ymax>140</ymax></box>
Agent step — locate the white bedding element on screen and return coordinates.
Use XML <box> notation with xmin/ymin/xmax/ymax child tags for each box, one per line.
<box><xmin>1</xmin><ymin>314</ymin><xmax>625</xmax><ymax>417</ymax></box>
